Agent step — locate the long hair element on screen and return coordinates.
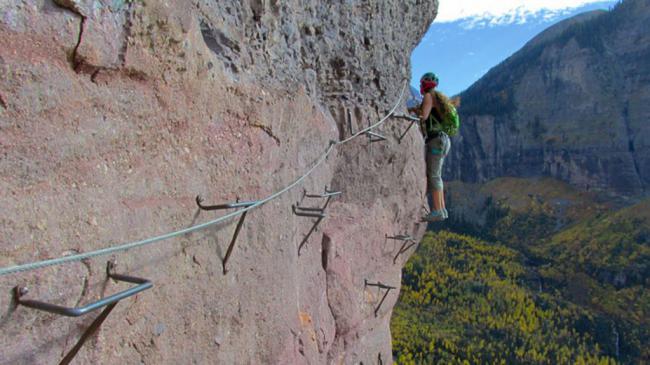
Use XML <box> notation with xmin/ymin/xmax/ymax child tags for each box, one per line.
<box><xmin>431</xmin><ymin>90</ymin><xmax>454</xmax><ymax>117</ymax></box>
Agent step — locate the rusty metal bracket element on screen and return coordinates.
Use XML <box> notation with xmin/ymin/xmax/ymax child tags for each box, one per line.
<box><xmin>196</xmin><ymin>195</ymin><xmax>257</xmax><ymax>274</ymax></box>
<box><xmin>14</xmin><ymin>261</ymin><xmax>152</xmax><ymax>365</ymax></box>
<box><xmin>387</xmin><ymin>234</ymin><xmax>418</xmax><ymax>264</ymax></box>
<box><xmin>364</xmin><ymin>279</ymin><xmax>396</xmax><ymax>317</ymax></box>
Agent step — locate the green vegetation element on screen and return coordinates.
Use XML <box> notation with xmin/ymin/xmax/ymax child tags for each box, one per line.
<box><xmin>392</xmin><ymin>177</ymin><xmax>649</xmax><ymax>363</ymax></box>
<box><xmin>543</xmin><ymin>201</ymin><xmax>650</xmax><ymax>290</ymax></box>
<box><xmin>392</xmin><ymin>231</ymin><xmax>617</xmax><ymax>364</ymax></box>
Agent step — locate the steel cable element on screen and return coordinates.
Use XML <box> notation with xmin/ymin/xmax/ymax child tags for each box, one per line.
<box><xmin>0</xmin><ymin>84</ymin><xmax>408</xmax><ymax>276</ymax></box>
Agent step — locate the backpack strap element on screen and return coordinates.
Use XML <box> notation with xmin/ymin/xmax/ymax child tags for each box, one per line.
<box><xmin>426</xmin><ymin>105</ymin><xmax>443</xmax><ymax>139</ymax></box>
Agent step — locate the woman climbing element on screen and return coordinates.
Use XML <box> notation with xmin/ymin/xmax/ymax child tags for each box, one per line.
<box><xmin>409</xmin><ymin>72</ymin><xmax>458</xmax><ymax>222</ymax></box>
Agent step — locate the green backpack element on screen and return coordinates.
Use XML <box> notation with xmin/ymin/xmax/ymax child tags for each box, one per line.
<box><xmin>427</xmin><ymin>98</ymin><xmax>460</xmax><ymax>137</ymax></box>
<box><xmin>442</xmin><ymin>105</ymin><xmax>460</xmax><ymax>136</ymax></box>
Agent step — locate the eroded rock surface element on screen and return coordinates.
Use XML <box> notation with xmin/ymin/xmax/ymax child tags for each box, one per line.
<box><xmin>0</xmin><ymin>0</ymin><xmax>437</xmax><ymax>363</ymax></box>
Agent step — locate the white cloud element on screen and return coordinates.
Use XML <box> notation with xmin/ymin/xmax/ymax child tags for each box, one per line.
<box><xmin>436</xmin><ymin>0</ymin><xmax>611</xmax><ymax>24</ymax></box>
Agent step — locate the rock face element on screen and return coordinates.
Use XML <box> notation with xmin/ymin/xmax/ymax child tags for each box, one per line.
<box><xmin>0</xmin><ymin>0</ymin><xmax>436</xmax><ymax>363</ymax></box>
<box><xmin>447</xmin><ymin>0</ymin><xmax>650</xmax><ymax>198</ymax></box>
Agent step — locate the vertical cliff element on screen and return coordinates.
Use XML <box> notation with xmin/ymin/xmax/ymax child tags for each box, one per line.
<box><xmin>0</xmin><ymin>0</ymin><xmax>437</xmax><ymax>363</ymax></box>
<box><xmin>447</xmin><ymin>0</ymin><xmax>650</xmax><ymax>198</ymax></box>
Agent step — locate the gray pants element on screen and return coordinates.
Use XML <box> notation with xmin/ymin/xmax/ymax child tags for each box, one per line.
<box><xmin>426</xmin><ymin>132</ymin><xmax>451</xmax><ymax>191</ymax></box>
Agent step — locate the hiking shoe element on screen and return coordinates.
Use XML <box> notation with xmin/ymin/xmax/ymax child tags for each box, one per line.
<box><xmin>422</xmin><ymin>210</ymin><xmax>446</xmax><ymax>222</ymax></box>
<box><xmin>442</xmin><ymin>208</ymin><xmax>449</xmax><ymax>219</ymax></box>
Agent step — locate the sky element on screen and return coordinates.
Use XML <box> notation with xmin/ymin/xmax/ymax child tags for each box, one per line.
<box><xmin>411</xmin><ymin>0</ymin><xmax>619</xmax><ymax>96</ymax></box>
<box><xmin>436</xmin><ymin>0</ymin><xmax>617</xmax><ymax>23</ymax></box>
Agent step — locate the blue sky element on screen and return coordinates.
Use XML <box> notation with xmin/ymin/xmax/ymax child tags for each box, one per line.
<box><xmin>411</xmin><ymin>0</ymin><xmax>618</xmax><ymax>96</ymax></box>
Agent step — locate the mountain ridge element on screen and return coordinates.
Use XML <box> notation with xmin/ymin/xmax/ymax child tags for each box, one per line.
<box><xmin>447</xmin><ymin>0</ymin><xmax>650</xmax><ymax>198</ymax></box>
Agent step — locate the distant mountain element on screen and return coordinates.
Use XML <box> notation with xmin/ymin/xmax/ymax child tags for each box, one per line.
<box><xmin>446</xmin><ymin>0</ymin><xmax>650</xmax><ymax>198</ymax></box>
<box><xmin>406</xmin><ymin>85</ymin><xmax>422</xmax><ymax>109</ymax></box>
<box><xmin>410</xmin><ymin>1</ymin><xmax>618</xmax><ymax>96</ymax></box>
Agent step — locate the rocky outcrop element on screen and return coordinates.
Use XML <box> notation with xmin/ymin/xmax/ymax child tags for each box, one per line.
<box><xmin>0</xmin><ymin>0</ymin><xmax>437</xmax><ymax>363</ymax></box>
<box><xmin>447</xmin><ymin>0</ymin><xmax>650</xmax><ymax>198</ymax></box>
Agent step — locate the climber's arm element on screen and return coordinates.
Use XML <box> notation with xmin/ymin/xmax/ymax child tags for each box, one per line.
<box><xmin>417</xmin><ymin>93</ymin><xmax>433</xmax><ymax>137</ymax></box>
<box><xmin>419</xmin><ymin>93</ymin><xmax>433</xmax><ymax>122</ymax></box>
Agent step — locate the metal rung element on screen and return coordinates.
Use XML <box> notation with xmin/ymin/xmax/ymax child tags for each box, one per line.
<box><xmin>365</xmin><ymin>131</ymin><xmax>387</xmax><ymax>142</ymax></box>
<box><xmin>387</xmin><ymin>233</ymin><xmax>417</xmax><ymax>264</ymax></box>
<box><xmin>364</xmin><ymin>279</ymin><xmax>396</xmax><ymax>290</ymax></box>
<box><xmin>386</xmin><ymin>234</ymin><xmax>413</xmax><ymax>241</ymax></box>
<box><xmin>294</xmin><ymin>205</ymin><xmax>325</xmax><ymax>212</ymax></box>
<box><xmin>365</xmin><ymin>131</ymin><xmax>386</xmax><ymax>139</ymax></box>
<box><xmin>292</xmin><ymin>205</ymin><xmax>326</xmax><ymax>218</ymax></box>
<box><xmin>222</xmin><ymin>211</ymin><xmax>248</xmax><ymax>274</ymax></box>
<box><xmin>195</xmin><ymin>196</ymin><xmax>257</xmax><ymax>210</ymax></box>
<box><xmin>392</xmin><ymin>114</ymin><xmax>420</xmax><ymax>122</ymax></box>
<box><xmin>364</xmin><ymin>279</ymin><xmax>396</xmax><ymax>317</ymax></box>
<box><xmin>304</xmin><ymin>189</ymin><xmax>342</xmax><ymax>199</ymax></box>
<box><xmin>298</xmin><ymin>216</ymin><xmax>324</xmax><ymax>256</ymax></box>
<box><xmin>195</xmin><ymin>196</ymin><xmax>256</xmax><ymax>275</ymax></box>
<box><xmin>393</xmin><ymin>240</ymin><xmax>417</xmax><ymax>264</ymax></box>
<box><xmin>15</xmin><ymin>262</ymin><xmax>151</xmax><ymax>317</ymax></box>
<box><xmin>14</xmin><ymin>262</ymin><xmax>152</xmax><ymax>365</ymax></box>
<box><xmin>396</xmin><ymin>115</ymin><xmax>419</xmax><ymax>143</ymax></box>
<box><xmin>296</xmin><ymin>187</ymin><xmax>339</xmax><ymax>255</ymax></box>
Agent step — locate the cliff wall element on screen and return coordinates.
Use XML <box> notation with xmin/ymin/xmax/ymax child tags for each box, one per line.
<box><xmin>0</xmin><ymin>0</ymin><xmax>437</xmax><ymax>363</ymax></box>
<box><xmin>447</xmin><ymin>0</ymin><xmax>650</xmax><ymax>198</ymax></box>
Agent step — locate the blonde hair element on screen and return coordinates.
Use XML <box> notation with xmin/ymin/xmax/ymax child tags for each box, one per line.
<box><xmin>432</xmin><ymin>90</ymin><xmax>454</xmax><ymax>118</ymax></box>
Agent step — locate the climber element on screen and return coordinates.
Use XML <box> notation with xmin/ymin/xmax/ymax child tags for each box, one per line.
<box><xmin>408</xmin><ymin>72</ymin><xmax>459</xmax><ymax>222</ymax></box>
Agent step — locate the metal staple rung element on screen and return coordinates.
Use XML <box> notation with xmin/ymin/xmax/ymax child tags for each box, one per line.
<box><xmin>386</xmin><ymin>234</ymin><xmax>413</xmax><ymax>241</ymax></box>
<box><xmin>196</xmin><ymin>196</ymin><xmax>257</xmax><ymax>275</ymax></box>
<box><xmin>364</xmin><ymin>279</ymin><xmax>396</xmax><ymax>290</ymax></box>
<box><xmin>393</xmin><ymin>240</ymin><xmax>417</xmax><ymax>264</ymax></box>
<box><xmin>364</xmin><ymin>279</ymin><xmax>396</xmax><ymax>317</ymax></box>
<box><xmin>397</xmin><ymin>119</ymin><xmax>418</xmax><ymax>143</ymax></box>
<box><xmin>292</xmin><ymin>205</ymin><xmax>326</xmax><ymax>218</ymax></box>
<box><xmin>305</xmin><ymin>191</ymin><xmax>342</xmax><ymax>198</ymax></box>
<box><xmin>365</xmin><ymin>131</ymin><xmax>387</xmax><ymax>142</ymax></box>
<box><xmin>14</xmin><ymin>262</ymin><xmax>152</xmax><ymax>365</ymax></box>
<box><xmin>298</xmin><ymin>216</ymin><xmax>324</xmax><ymax>256</ymax></box>
<box><xmin>294</xmin><ymin>205</ymin><xmax>325</xmax><ymax>212</ymax></box>
<box><xmin>392</xmin><ymin>114</ymin><xmax>420</xmax><ymax>122</ymax></box>
<box><xmin>0</xmin><ymin>84</ymin><xmax>408</xmax><ymax>277</ymax></box>
<box><xmin>296</xmin><ymin>187</ymin><xmax>340</xmax><ymax>255</ymax></box>
<box><xmin>196</xmin><ymin>196</ymin><xmax>257</xmax><ymax>210</ymax></box>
